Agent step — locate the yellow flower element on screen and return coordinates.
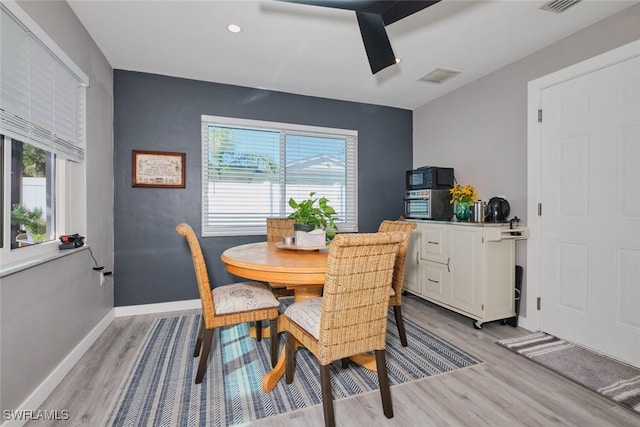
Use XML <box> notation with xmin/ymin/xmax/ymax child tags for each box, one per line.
<box><xmin>449</xmin><ymin>184</ymin><xmax>478</xmax><ymax>204</ymax></box>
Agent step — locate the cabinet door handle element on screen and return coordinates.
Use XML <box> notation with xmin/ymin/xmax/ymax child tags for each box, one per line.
<box><xmin>428</xmin><ymin>241</ymin><xmax>439</xmax><ymax>245</ymax></box>
<box><xmin>416</xmin><ymin>252</ymin><xmax>419</xmax><ymax>264</ymax></box>
<box><xmin>447</xmin><ymin>257</ymin><xmax>450</xmax><ymax>272</ymax></box>
<box><xmin>428</xmin><ymin>278</ymin><xmax>439</xmax><ymax>283</ymax></box>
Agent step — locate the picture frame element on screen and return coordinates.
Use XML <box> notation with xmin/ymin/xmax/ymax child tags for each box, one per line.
<box><xmin>132</xmin><ymin>150</ymin><xmax>186</xmax><ymax>188</ymax></box>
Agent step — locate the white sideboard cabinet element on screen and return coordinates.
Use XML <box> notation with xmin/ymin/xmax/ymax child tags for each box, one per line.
<box><xmin>404</xmin><ymin>220</ymin><xmax>527</xmax><ymax>328</ymax></box>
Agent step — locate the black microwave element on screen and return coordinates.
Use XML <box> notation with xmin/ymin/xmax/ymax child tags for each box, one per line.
<box><xmin>406</xmin><ymin>167</ymin><xmax>454</xmax><ymax>190</ymax></box>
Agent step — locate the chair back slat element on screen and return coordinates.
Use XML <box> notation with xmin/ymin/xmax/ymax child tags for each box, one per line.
<box><xmin>266</xmin><ymin>218</ymin><xmax>295</xmax><ymax>242</ymax></box>
<box><xmin>176</xmin><ymin>223</ymin><xmax>215</xmax><ymax>326</ymax></box>
<box><xmin>378</xmin><ymin>220</ymin><xmax>417</xmax><ymax>301</ymax></box>
<box><xmin>317</xmin><ymin>232</ymin><xmax>402</xmax><ymax>364</ymax></box>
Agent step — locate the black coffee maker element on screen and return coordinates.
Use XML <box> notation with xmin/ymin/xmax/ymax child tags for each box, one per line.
<box><xmin>485</xmin><ymin>197</ymin><xmax>510</xmax><ymax>222</ymax></box>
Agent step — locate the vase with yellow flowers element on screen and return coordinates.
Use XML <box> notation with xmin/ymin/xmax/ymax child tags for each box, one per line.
<box><xmin>449</xmin><ymin>184</ymin><xmax>478</xmax><ymax>221</ymax></box>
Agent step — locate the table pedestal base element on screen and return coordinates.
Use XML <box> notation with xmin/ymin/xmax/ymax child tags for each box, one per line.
<box><xmin>261</xmin><ymin>339</ymin><xmax>377</xmax><ymax>392</ymax></box>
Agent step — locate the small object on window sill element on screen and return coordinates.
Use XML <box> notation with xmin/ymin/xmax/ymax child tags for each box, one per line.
<box><xmin>59</xmin><ymin>233</ymin><xmax>85</xmax><ymax>250</ymax></box>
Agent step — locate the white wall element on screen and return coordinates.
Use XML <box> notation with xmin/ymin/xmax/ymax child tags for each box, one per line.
<box><xmin>412</xmin><ymin>4</ymin><xmax>640</xmax><ymax>320</ymax></box>
<box><xmin>0</xmin><ymin>0</ymin><xmax>114</xmax><ymax>417</ymax></box>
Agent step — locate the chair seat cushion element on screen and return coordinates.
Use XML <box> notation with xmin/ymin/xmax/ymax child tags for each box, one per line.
<box><xmin>284</xmin><ymin>297</ymin><xmax>322</xmax><ymax>339</ymax></box>
<box><xmin>212</xmin><ymin>282</ymin><xmax>280</xmax><ymax>315</ymax></box>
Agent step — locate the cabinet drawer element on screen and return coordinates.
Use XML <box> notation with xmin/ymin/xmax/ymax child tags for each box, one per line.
<box><xmin>420</xmin><ymin>224</ymin><xmax>448</xmax><ymax>263</ymax></box>
<box><xmin>422</xmin><ymin>261</ymin><xmax>449</xmax><ymax>304</ymax></box>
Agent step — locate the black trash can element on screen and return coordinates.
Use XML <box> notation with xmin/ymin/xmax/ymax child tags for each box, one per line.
<box><xmin>505</xmin><ymin>265</ymin><xmax>523</xmax><ymax>327</ymax></box>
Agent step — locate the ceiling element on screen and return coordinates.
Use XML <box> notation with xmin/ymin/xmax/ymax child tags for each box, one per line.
<box><xmin>67</xmin><ymin>0</ymin><xmax>637</xmax><ymax>110</ymax></box>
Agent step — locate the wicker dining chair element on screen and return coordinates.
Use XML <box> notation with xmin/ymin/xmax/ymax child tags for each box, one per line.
<box><xmin>176</xmin><ymin>223</ymin><xmax>280</xmax><ymax>384</ymax></box>
<box><xmin>378</xmin><ymin>220</ymin><xmax>417</xmax><ymax>347</ymax></box>
<box><xmin>265</xmin><ymin>218</ymin><xmax>296</xmax><ymax>298</ymax></box>
<box><xmin>266</xmin><ymin>217</ymin><xmax>295</xmax><ymax>243</ymax></box>
<box><xmin>281</xmin><ymin>231</ymin><xmax>403</xmax><ymax>427</ymax></box>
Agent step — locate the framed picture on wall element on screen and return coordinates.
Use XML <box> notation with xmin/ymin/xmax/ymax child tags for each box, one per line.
<box><xmin>132</xmin><ymin>150</ymin><xmax>186</xmax><ymax>188</ymax></box>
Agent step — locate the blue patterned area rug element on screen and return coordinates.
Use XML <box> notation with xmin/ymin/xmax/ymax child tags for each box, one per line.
<box><xmin>498</xmin><ymin>332</ymin><xmax>640</xmax><ymax>416</ymax></box>
<box><xmin>105</xmin><ymin>310</ymin><xmax>482</xmax><ymax>426</ymax></box>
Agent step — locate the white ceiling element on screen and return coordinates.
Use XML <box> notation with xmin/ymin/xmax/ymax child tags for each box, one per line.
<box><xmin>67</xmin><ymin>0</ymin><xmax>637</xmax><ymax>110</ymax></box>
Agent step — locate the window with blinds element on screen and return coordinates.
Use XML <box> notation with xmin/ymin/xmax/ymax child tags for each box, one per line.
<box><xmin>1</xmin><ymin>3</ymin><xmax>88</xmax><ymax>266</ymax></box>
<box><xmin>0</xmin><ymin>4</ymin><xmax>87</xmax><ymax>162</ymax></box>
<box><xmin>201</xmin><ymin>115</ymin><xmax>358</xmax><ymax>236</ymax></box>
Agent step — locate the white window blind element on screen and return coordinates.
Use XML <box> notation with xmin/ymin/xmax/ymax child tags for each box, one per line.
<box><xmin>201</xmin><ymin>115</ymin><xmax>358</xmax><ymax>236</ymax></box>
<box><xmin>0</xmin><ymin>4</ymin><xmax>86</xmax><ymax>162</ymax></box>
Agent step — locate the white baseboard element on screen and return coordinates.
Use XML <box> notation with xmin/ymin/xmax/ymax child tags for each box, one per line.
<box><xmin>114</xmin><ymin>299</ymin><xmax>200</xmax><ymax>317</ymax></box>
<box><xmin>1</xmin><ymin>300</ymin><xmax>201</xmax><ymax>427</ymax></box>
<box><xmin>1</xmin><ymin>310</ymin><xmax>115</xmax><ymax>427</ymax></box>
<box><xmin>516</xmin><ymin>314</ymin><xmax>535</xmax><ymax>332</ymax></box>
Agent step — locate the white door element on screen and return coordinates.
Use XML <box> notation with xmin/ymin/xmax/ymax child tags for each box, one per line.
<box><xmin>539</xmin><ymin>54</ymin><xmax>640</xmax><ymax>367</ymax></box>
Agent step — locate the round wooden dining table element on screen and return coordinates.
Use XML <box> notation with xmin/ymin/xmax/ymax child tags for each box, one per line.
<box><xmin>221</xmin><ymin>241</ymin><xmax>380</xmax><ymax>392</ymax></box>
<box><xmin>221</xmin><ymin>241</ymin><xmax>327</xmax><ymax>391</ymax></box>
<box><xmin>221</xmin><ymin>241</ymin><xmax>328</xmax><ymax>300</ymax></box>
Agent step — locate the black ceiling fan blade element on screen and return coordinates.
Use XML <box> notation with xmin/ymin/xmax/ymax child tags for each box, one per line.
<box><xmin>276</xmin><ymin>1</ymin><xmax>390</xmax><ymax>13</ymax></box>
<box><xmin>277</xmin><ymin>1</ymin><xmax>441</xmax><ymax>19</ymax></box>
<box><xmin>356</xmin><ymin>11</ymin><xmax>395</xmax><ymax>74</ymax></box>
<box><xmin>276</xmin><ymin>0</ymin><xmax>442</xmax><ymax>74</ymax></box>
<box><xmin>380</xmin><ymin>1</ymin><xmax>441</xmax><ymax>25</ymax></box>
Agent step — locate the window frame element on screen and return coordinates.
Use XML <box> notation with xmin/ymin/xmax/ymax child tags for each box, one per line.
<box><xmin>0</xmin><ymin>135</ymin><xmax>71</xmax><ymax>270</ymax></box>
<box><xmin>201</xmin><ymin>115</ymin><xmax>358</xmax><ymax>237</ymax></box>
<box><xmin>0</xmin><ymin>3</ymin><xmax>87</xmax><ymax>273</ymax></box>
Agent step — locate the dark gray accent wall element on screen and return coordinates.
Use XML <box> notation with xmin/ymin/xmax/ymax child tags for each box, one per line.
<box><xmin>114</xmin><ymin>71</ymin><xmax>412</xmax><ymax>306</ymax></box>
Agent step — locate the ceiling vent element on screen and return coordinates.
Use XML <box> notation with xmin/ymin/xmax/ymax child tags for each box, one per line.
<box><xmin>419</xmin><ymin>68</ymin><xmax>461</xmax><ymax>84</ymax></box>
<box><xmin>540</xmin><ymin>0</ymin><xmax>582</xmax><ymax>14</ymax></box>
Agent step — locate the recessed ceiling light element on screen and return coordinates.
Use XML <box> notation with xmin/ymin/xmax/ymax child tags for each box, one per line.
<box><xmin>227</xmin><ymin>24</ymin><xmax>242</xmax><ymax>33</ymax></box>
<box><xmin>395</xmin><ymin>58</ymin><xmax>401</xmax><ymax>64</ymax></box>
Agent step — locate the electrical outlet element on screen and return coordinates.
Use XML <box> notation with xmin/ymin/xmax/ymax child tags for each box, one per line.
<box><xmin>100</xmin><ymin>271</ymin><xmax>105</xmax><ymax>286</ymax></box>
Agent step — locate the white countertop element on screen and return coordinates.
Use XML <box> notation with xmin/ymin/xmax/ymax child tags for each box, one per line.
<box><xmin>404</xmin><ymin>219</ymin><xmax>528</xmax><ymax>241</ymax></box>
<box><xmin>406</xmin><ymin>219</ymin><xmax>512</xmax><ymax>227</ymax></box>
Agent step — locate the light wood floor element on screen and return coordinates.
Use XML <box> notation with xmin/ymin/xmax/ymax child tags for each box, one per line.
<box><xmin>30</xmin><ymin>295</ymin><xmax>640</xmax><ymax>426</ymax></box>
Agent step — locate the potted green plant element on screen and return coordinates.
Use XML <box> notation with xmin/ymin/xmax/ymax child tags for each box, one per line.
<box><xmin>287</xmin><ymin>192</ymin><xmax>338</xmax><ymax>239</ymax></box>
<box><xmin>11</xmin><ymin>204</ymin><xmax>47</xmax><ymax>243</ymax></box>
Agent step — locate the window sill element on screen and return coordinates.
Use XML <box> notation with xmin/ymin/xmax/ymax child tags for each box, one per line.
<box><xmin>0</xmin><ymin>245</ymin><xmax>88</xmax><ymax>278</ymax></box>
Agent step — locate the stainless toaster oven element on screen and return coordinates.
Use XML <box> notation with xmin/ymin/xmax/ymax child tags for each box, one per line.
<box><xmin>404</xmin><ymin>189</ymin><xmax>453</xmax><ymax>220</ymax></box>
